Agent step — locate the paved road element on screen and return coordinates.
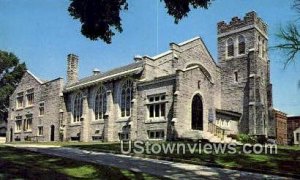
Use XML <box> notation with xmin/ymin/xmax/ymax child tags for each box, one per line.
<box><xmin>6</xmin><ymin>144</ymin><xmax>290</xmax><ymax>180</ymax></box>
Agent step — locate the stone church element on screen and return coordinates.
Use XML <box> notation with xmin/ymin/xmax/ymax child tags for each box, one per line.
<box><xmin>7</xmin><ymin>11</ymin><xmax>275</xmax><ymax>142</ymax></box>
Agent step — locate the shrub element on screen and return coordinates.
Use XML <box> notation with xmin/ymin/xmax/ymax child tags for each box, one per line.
<box><xmin>237</xmin><ymin>134</ymin><xmax>257</xmax><ymax>144</ymax></box>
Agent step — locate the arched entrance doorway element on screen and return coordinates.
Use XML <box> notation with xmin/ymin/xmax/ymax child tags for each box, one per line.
<box><xmin>50</xmin><ymin>125</ymin><xmax>55</xmax><ymax>141</ymax></box>
<box><xmin>191</xmin><ymin>94</ymin><xmax>203</xmax><ymax>130</ymax></box>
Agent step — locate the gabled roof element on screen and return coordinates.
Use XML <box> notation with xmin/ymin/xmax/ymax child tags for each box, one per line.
<box><xmin>64</xmin><ymin>61</ymin><xmax>144</xmax><ymax>92</ymax></box>
<box><xmin>26</xmin><ymin>70</ymin><xmax>44</xmax><ymax>84</ymax></box>
<box><xmin>151</xmin><ymin>36</ymin><xmax>219</xmax><ymax>68</ymax></box>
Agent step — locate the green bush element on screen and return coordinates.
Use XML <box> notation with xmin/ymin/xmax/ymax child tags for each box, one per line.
<box><xmin>237</xmin><ymin>134</ymin><xmax>257</xmax><ymax>144</ymax></box>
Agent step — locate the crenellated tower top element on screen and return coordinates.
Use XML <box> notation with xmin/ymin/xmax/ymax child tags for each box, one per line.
<box><xmin>217</xmin><ymin>11</ymin><xmax>267</xmax><ymax>36</ymax></box>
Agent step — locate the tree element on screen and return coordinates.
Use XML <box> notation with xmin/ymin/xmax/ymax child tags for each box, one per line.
<box><xmin>275</xmin><ymin>0</ymin><xmax>300</xmax><ymax>89</ymax></box>
<box><xmin>275</xmin><ymin>0</ymin><xmax>300</xmax><ymax>67</ymax></box>
<box><xmin>0</xmin><ymin>51</ymin><xmax>26</xmax><ymax>126</ymax></box>
<box><xmin>68</xmin><ymin>0</ymin><xmax>212</xmax><ymax>44</ymax></box>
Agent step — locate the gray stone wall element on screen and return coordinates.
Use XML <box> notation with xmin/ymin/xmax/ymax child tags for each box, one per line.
<box><xmin>6</xmin><ymin>72</ymin><xmax>63</xmax><ymax>142</ymax></box>
<box><xmin>136</xmin><ymin>77</ymin><xmax>175</xmax><ymax>140</ymax></box>
<box><xmin>218</xmin><ymin>11</ymin><xmax>273</xmax><ymax>136</ymax></box>
<box><xmin>174</xmin><ymin>66</ymin><xmax>218</xmax><ymax>139</ymax></box>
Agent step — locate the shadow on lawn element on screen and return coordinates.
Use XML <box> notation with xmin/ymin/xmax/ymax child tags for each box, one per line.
<box><xmin>0</xmin><ymin>146</ymin><xmax>158</xmax><ymax>180</ymax></box>
<box><xmin>65</xmin><ymin>142</ymin><xmax>300</xmax><ymax>176</ymax></box>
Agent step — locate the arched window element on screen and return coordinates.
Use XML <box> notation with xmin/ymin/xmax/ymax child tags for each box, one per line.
<box><xmin>227</xmin><ymin>38</ymin><xmax>234</xmax><ymax>57</ymax></box>
<box><xmin>120</xmin><ymin>79</ymin><xmax>133</xmax><ymax>117</ymax></box>
<box><xmin>94</xmin><ymin>86</ymin><xmax>107</xmax><ymax>120</ymax></box>
<box><xmin>238</xmin><ymin>35</ymin><xmax>245</xmax><ymax>55</ymax></box>
<box><xmin>73</xmin><ymin>93</ymin><xmax>83</xmax><ymax>122</ymax></box>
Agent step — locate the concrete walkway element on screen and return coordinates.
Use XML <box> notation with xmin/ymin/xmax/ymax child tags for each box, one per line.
<box><xmin>6</xmin><ymin>144</ymin><xmax>290</xmax><ymax>180</ymax></box>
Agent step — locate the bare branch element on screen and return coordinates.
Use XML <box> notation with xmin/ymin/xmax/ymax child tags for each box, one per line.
<box><xmin>274</xmin><ymin>23</ymin><xmax>300</xmax><ymax>68</ymax></box>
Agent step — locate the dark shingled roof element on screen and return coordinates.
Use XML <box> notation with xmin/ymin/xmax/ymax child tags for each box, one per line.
<box><xmin>65</xmin><ymin>61</ymin><xmax>144</xmax><ymax>91</ymax></box>
<box><xmin>216</xmin><ymin>109</ymin><xmax>241</xmax><ymax>118</ymax></box>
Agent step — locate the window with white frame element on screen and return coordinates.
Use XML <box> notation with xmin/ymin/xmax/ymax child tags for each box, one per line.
<box><xmin>39</xmin><ymin>102</ymin><xmax>45</xmax><ymax>116</ymax></box>
<box><xmin>94</xmin><ymin>86</ymin><xmax>107</xmax><ymax>120</ymax></box>
<box><xmin>238</xmin><ymin>35</ymin><xmax>245</xmax><ymax>55</ymax></box>
<box><xmin>148</xmin><ymin>130</ymin><xmax>165</xmax><ymax>140</ymax></box>
<box><xmin>120</xmin><ymin>80</ymin><xmax>133</xmax><ymax>117</ymax></box>
<box><xmin>73</xmin><ymin>93</ymin><xmax>83</xmax><ymax>122</ymax></box>
<box><xmin>24</xmin><ymin>114</ymin><xmax>32</xmax><ymax>131</ymax></box>
<box><xmin>15</xmin><ymin>116</ymin><xmax>22</xmax><ymax>132</ymax></box>
<box><xmin>38</xmin><ymin>126</ymin><xmax>43</xmax><ymax>136</ymax></box>
<box><xmin>16</xmin><ymin>92</ymin><xmax>24</xmax><ymax>109</ymax></box>
<box><xmin>148</xmin><ymin>94</ymin><xmax>166</xmax><ymax>119</ymax></box>
<box><xmin>227</xmin><ymin>38</ymin><xmax>234</xmax><ymax>57</ymax></box>
<box><xmin>26</xmin><ymin>89</ymin><xmax>34</xmax><ymax>106</ymax></box>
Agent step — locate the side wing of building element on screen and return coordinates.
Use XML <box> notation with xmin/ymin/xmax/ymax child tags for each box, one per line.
<box><xmin>6</xmin><ymin>71</ymin><xmax>64</xmax><ymax>142</ymax></box>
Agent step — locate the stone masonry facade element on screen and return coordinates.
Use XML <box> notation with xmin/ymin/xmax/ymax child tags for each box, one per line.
<box><xmin>6</xmin><ymin>71</ymin><xmax>64</xmax><ymax>142</ymax></box>
<box><xmin>7</xmin><ymin>11</ymin><xmax>277</xmax><ymax>142</ymax></box>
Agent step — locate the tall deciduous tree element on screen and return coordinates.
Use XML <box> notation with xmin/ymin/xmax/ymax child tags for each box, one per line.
<box><xmin>0</xmin><ymin>51</ymin><xmax>26</xmax><ymax>124</ymax></box>
<box><xmin>275</xmin><ymin>0</ymin><xmax>300</xmax><ymax>88</ymax></box>
<box><xmin>68</xmin><ymin>0</ymin><xmax>212</xmax><ymax>44</ymax></box>
<box><xmin>275</xmin><ymin>0</ymin><xmax>300</xmax><ymax>67</ymax></box>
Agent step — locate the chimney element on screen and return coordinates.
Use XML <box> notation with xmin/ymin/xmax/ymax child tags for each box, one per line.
<box><xmin>93</xmin><ymin>68</ymin><xmax>101</xmax><ymax>75</ymax></box>
<box><xmin>67</xmin><ymin>54</ymin><xmax>79</xmax><ymax>85</ymax></box>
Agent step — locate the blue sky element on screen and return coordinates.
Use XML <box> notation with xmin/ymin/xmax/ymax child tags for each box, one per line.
<box><xmin>0</xmin><ymin>0</ymin><xmax>299</xmax><ymax>115</ymax></box>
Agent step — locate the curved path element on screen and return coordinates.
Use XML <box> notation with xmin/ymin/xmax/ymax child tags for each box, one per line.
<box><xmin>7</xmin><ymin>144</ymin><xmax>289</xmax><ymax>180</ymax></box>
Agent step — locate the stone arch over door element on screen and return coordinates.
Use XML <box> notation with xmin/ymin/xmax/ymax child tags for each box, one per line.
<box><xmin>191</xmin><ymin>94</ymin><xmax>203</xmax><ymax>130</ymax></box>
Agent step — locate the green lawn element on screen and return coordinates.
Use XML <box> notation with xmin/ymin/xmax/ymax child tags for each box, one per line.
<box><xmin>6</xmin><ymin>142</ymin><xmax>300</xmax><ymax>177</ymax></box>
<box><xmin>63</xmin><ymin>142</ymin><xmax>300</xmax><ymax>177</ymax></box>
<box><xmin>0</xmin><ymin>145</ymin><xmax>162</xmax><ymax>179</ymax></box>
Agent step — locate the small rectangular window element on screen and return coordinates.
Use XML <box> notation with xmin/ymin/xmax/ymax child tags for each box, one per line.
<box><xmin>39</xmin><ymin>102</ymin><xmax>45</xmax><ymax>116</ymax></box>
<box><xmin>155</xmin><ymin>104</ymin><xmax>160</xmax><ymax>117</ymax></box>
<box><xmin>161</xmin><ymin>103</ymin><xmax>165</xmax><ymax>117</ymax></box>
<box><xmin>59</xmin><ymin>112</ymin><xmax>64</xmax><ymax>127</ymax></box>
<box><xmin>149</xmin><ymin>105</ymin><xmax>154</xmax><ymax>118</ymax></box>
<box><xmin>16</xmin><ymin>92</ymin><xmax>24</xmax><ymax>109</ymax></box>
<box><xmin>234</xmin><ymin>72</ymin><xmax>238</xmax><ymax>82</ymax></box>
<box><xmin>150</xmin><ymin>131</ymin><xmax>155</xmax><ymax>139</ymax></box>
<box><xmin>24</xmin><ymin>114</ymin><xmax>32</xmax><ymax>131</ymax></box>
<box><xmin>148</xmin><ymin>130</ymin><xmax>164</xmax><ymax>140</ymax></box>
<box><xmin>38</xmin><ymin>126</ymin><xmax>43</xmax><ymax>136</ymax></box>
<box><xmin>147</xmin><ymin>94</ymin><xmax>167</xmax><ymax>119</ymax></box>
<box><xmin>155</xmin><ymin>96</ymin><xmax>159</xmax><ymax>101</ymax></box>
<box><xmin>26</xmin><ymin>89</ymin><xmax>34</xmax><ymax>106</ymax></box>
<box><xmin>15</xmin><ymin>116</ymin><xmax>22</xmax><ymax>132</ymax></box>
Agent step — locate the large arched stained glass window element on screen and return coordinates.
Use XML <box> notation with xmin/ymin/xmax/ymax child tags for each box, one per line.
<box><xmin>94</xmin><ymin>86</ymin><xmax>107</xmax><ymax>120</ymax></box>
<box><xmin>73</xmin><ymin>93</ymin><xmax>83</xmax><ymax>122</ymax></box>
<box><xmin>120</xmin><ymin>80</ymin><xmax>133</xmax><ymax>117</ymax></box>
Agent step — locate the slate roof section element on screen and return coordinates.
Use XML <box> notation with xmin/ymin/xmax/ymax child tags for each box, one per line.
<box><xmin>216</xmin><ymin>109</ymin><xmax>242</xmax><ymax>118</ymax></box>
<box><xmin>64</xmin><ymin>61</ymin><xmax>144</xmax><ymax>92</ymax></box>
